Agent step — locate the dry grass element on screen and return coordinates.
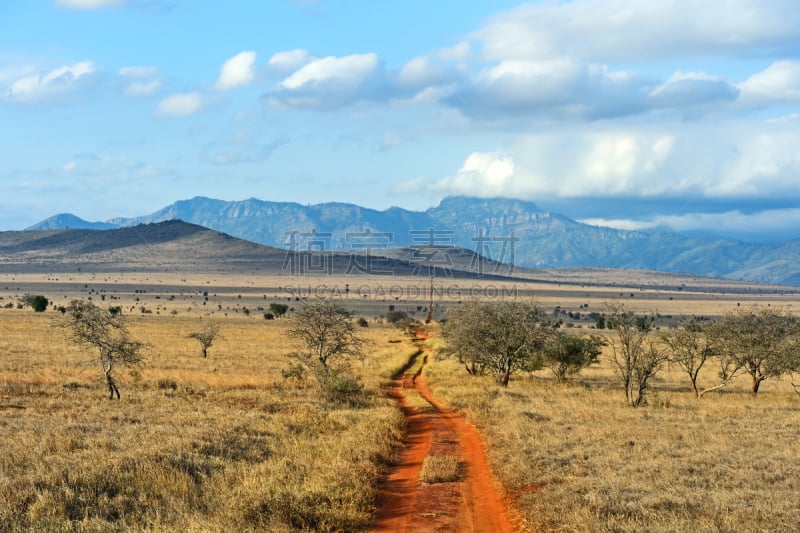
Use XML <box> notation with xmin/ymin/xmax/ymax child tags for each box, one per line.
<box><xmin>0</xmin><ymin>308</ymin><xmax>411</xmax><ymax>532</ymax></box>
<box><xmin>425</xmin><ymin>325</ymin><xmax>800</xmax><ymax>532</ymax></box>
<box><xmin>419</xmin><ymin>455</ymin><xmax>463</xmax><ymax>484</ymax></box>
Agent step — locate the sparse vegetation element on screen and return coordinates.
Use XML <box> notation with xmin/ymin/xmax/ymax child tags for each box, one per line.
<box><xmin>287</xmin><ymin>299</ymin><xmax>367</xmax><ymax>403</ymax></box>
<box><xmin>424</xmin><ymin>327</ymin><xmax>800</xmax><ymax>532</ymax></box>
<box><xmin>606</xmin><ymin>303</ymin><xmax>667</xmax><ymax>407</ymax></box>
<box><xmin>56</xmin><ymin>300</ymin><xmax>146</xmax><ymax>400</ymax></box>
<box><xmin>187</xmin><ymin>322</ymin><xmax>221</xmax><ymax>358</ymax></box>
<box><xmin>0</xmin><ymin>310</ymin><xmax>408</xmax><ymax>532</ymax></box>
<box><xmin>707</xmin><ymin>307</ymin><xmax>800</xmax><ymax>395</ymax></box>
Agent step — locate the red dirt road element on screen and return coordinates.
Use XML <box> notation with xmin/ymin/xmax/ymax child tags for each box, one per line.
<box><xmin>372</xmin><ymin>332</ymin><xmax>517</xmax><ymax>533</ymax></box>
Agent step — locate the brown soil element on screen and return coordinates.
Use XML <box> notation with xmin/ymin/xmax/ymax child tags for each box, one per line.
<box><xmin>372</xmin><ymin>330</ymin><xmax>517</xmax><ymax>533</ymax></box>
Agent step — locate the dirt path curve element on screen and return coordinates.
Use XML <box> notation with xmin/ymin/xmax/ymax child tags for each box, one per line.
<box><xmin>372</xmin><ymin>329</ymin><xmax>517</xmax><ymax>533</ymax></box>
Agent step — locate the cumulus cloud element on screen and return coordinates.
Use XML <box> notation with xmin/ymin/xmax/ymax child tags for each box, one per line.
<box><xmin>267</xmin><ymin>53</ymin><xmax>380</xmax><ymax>109</ymax></box>
<box><xmin>214</xmin><ymin>51</ymin><xmax>257</xmax><ymax>90</ymax></box>
<box><xmin>412</xmin><ymin>117</ymin><xmax>800</xmax><ymax>203</ymax></box>
<box><xmin>281</xmin><ymin>53</ymin><xmax>378</xmax><ymax>90</ymax></box>
<box><xmin>445</xmin><ymin>59</ymin><xmax>647</xmax><ymax>120</ymax></box>
<box><xmin>429</xmin><ymin>151</ymin><xmax>515</xmax><ymax>197</ymax></box>
<box><xmin>267</xmin><ymin>49</ymin><xmax>315</xmax><ymax>72</ymax></box>
<box><xmin>738</xmin><ymin>60</ymin><xmax>800</xmax><ymax>105</ymax></box>
<box><xmin>156</xmin><ymin>92</ymin><xmax>202</xmax><ymax>116</ymax></box>
<box><xmin>55</xmin><ymin>0</ymin><xmax>127</xmax><ymax>8</ymax></box>
<box><xmin>119</xmin><ymin>65</ymin><xmax>160</xmax><ymax>97</ymax></box>
<box><xmin>2</xmin><ymin>61</ymin><xmax>95</xmax><ymax>103</ymax></box>
<box><xmin>473</xmin><ymin>0</ymin><xmax>800</xmax><ymax>62</ymax></box>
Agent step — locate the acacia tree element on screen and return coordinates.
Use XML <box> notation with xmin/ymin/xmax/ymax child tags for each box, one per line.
<box><xmin>606</xmin><ymin>303</ymin><xmax>667</xmax><ymax>407</ymax></box>
<box><xmin>660</xmin><ymin>319</ymin><xmax>724</xmax><ymax>398</ymax></box>
<box><xmin>286</xmin><ymin>299</ymin><xmax>366</xmax><ymax>399</ymax></box>
<box><xmin>542</xmin><ymin>332</ymin><xmax>605</xmax><ymax>383</ymax></box>
<box><xmin>188</xmin><ymin>322</ymin><xmax>221</xmax><ymax>358</ymax></box>
<box><xmin>57</xmin><ymin>300</ymin><xmax>145</xmax><ymax>399</ymax></box>
<box><xmin>707</xmin><ymin>307</ymin><xmax>800</xmax><ymax>395</ymax></box>
<box><xmin>441</xmin><ymin>300</ymin><xmax>549</xmax><ymax>386</ymax></box>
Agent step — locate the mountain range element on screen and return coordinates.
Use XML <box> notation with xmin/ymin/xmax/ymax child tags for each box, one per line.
<box><xmin>27</xmin><ymin>196</ymin><xmax>800</xmax><ymax>285</ymax></box>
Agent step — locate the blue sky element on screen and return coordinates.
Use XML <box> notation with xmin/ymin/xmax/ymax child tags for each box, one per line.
<box><xmin>2</xmin><ymin>0</ymin><xmax>800</xmax><ymax>241</ymax></box>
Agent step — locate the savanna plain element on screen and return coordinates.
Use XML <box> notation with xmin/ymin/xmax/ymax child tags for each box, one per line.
<box><xmin>1</xmin><ymin>272</ymin><xmax>799</xmax><ymax>532</ymax></box>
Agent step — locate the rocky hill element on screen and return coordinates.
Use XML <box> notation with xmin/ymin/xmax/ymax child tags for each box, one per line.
<box><xmin>26</xmin><ymin>196</ymin><xmax>800</xmax><ymax>285</ymax></box>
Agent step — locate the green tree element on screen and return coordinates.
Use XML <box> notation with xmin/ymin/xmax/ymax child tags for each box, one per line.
<box><xmin>57</xmin><ymin>300</ymin><xmax>145</xmax><ymax>399</ymax></box>
<box><xmin>441</xmin><ymin>300</ymin><xmax>549</xmax><ymax>386</ymax></box>
<box><xmin>22</xmin><ymin>294</ymin><xmax>49</xmax><ymax>312</ymax></box>
<box><xmin>707</xmin><ymin>307</ymin><xmax>800</xmax><ymax>395</ymax></box>
<box><xmin>543</xmin><ymin>332</ymin><xmax>605</xmax><ymax>383</ymax></box>
<box><xmin>269</xmin><ymin>303</ymin><xmax>289</xmax><ymax>318</ymax></box>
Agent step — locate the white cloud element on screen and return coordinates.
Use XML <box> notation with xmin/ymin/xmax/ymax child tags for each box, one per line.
<box><xmin>648</xmin><ymin>71</ymin><xmax>739</xmax><ymax>109</ymax></box>
<box><xmin>446</xmin><ymin>59</ymin><xmax>646</xmax><ymax>119</ymax></box>
<box><xmin>738</xmin><ymin>60</ymin><xmax>800</xmax><ymax>105</ymax></box>
<box><xmin>156</xmin><ymin>92</ymin><xmax>202</xmax><ymax>116</ymax></box>
<box><xmin>430</xmin><ymin>151</ymin><xmax>515</xmax><ymax>197</ymax></box>
<box><xmin>474</xmin><ymin>0</ymin><xmax>800</xmax><ymax>62</ymax></box>
<box><xmin>268</xmin><ymin>49</ymin><xmax>315</xmax><ymax>72</ymax></box>
<box><xmin>581</xmin><ymin>208</ymin><xmax>800</xmax><ymax>242</ymax></box>
<box><xmin>281</xmin><ymin>53</ymin><xmax>378</xmax><ymax>90</ymax></box>
<box><xmin>437</xmin><ymin>42</ymin><xmax>471</xmax><ymax>62</ymax></box>
<box><xmin>55</xmin><ymin>0</ymin><xmax>126</xmax><ymax>8</ymax></box>
<box><xmin>424</xmin><ymin>119</ymin><xmax>800</xmax><ymax>202</ymax></box>
<box><xmin>214</xmin><ymin>51</ymin><xmax>257</xmax><ymax>90</ymax></box>
<box><xmin>119</xmin><ymin>65</ymin><xmax>160</xmax><ymax>97</ymax></box>
<box><xmin>2</xmin><ymin>61</ymin><xmax>95</xmax><ymax>103</ymax></box>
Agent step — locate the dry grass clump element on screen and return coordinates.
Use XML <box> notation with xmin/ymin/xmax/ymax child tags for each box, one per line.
<box><xmin>419</xmin><ymin>455</ymin><xmax>463</xmax><ymax>484</ymax></box>
<box><xmin>425</xmin><ymin>331</ymin><xmax>800</xmax><ymax>532</ymax></box>
<box><xmin>0</xmin><ymin>309</ymin><xmax>408</xmax><ymax>532</ymax></box>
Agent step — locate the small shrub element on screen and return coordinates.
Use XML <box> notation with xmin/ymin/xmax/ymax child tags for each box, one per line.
<box><xmin>385</xmin><ymin>310</ymin><xmax>408</xmax><ymax>324</ymax></box>
<box><xmin>357</xmin><ymin>317</ymin><xmax>369</xmax><ymax>327</ymax></box>
<box><xmin>157</xmin><ymin>378</ymin><xmax>178</xmax><ymax>391</ymax></box>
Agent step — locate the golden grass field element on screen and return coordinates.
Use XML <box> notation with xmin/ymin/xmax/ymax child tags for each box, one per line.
<box><xmin>0</xmin><ymin>305</ymin><xmax>415</xmax><ymax>532</ymax></box>
<box><xmin>423</xmin><ymin>329</ymin><xmax>800</xmax><ymax>532</ymax></box>
<box><xmin>2</xmin><ymin>271</ymin><xmax>800</xmax><ymax>532</ymax></box>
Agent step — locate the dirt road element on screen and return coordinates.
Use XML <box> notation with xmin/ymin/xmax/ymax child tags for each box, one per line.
<box><xmin>372</xmin><ymin>331</ymin><xmax>517</xmax><ymax>533</ymax></box>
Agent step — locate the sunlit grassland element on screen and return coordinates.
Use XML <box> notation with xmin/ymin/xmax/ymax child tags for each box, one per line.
<box><xmin>423</xmin><ymin>327</ymin><xmax>800</xmax><ymax>532</ymax></box>
<box><xmin>0</xmin><ymin>308</ymin><xmax>413</xmax><ymax>532</ymax></box>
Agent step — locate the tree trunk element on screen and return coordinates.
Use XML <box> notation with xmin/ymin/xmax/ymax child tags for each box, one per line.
<box><xmin>751</xmin><ymin>375</ymin><xmax>762</xmax><ymax>395</ymax></box>
<box><xmin>690</xmin><ymin>379</ymin><xmax>699</xmax><ymax>398</ymax></box>
<box><xmin>499</xmin><ymin>366</ymin><xmax>511</xmax><ymax>387</ymax></box>
<box><xmin>106</xmin><ymin>372</ymin><xmax>120</xmax><ymax>400</ymax></box>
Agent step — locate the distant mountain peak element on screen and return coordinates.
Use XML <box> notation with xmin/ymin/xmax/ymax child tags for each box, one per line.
<box><xmin>25</xmin><ymin>213</ymin><xmax>117</xmax><ymax>231</ymax></box>
<box><xmin>22</xmin><ymin>195</ymin><xmax>800</xmax><ymax>285</ymax></box>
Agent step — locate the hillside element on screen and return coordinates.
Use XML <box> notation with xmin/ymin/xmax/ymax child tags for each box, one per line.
<box><xmin>26</xmin><ymin>196</ymin><xmax>800</xmax><ymax>285</ymax></box>
<box><xmin>0</xmin><ymin>220</ymin><xmax>508</xmax><ymax>279</ymax></box>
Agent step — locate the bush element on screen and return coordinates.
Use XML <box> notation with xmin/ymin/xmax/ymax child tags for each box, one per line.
<box><xmin>22</xmin><ymin>294</ymin><xmax>49</xmax><ymax>312</ymax></box>
<box><xmin>385</xmin><ymin>310</ymin><xmax>408</xmax><ymax>324</ymax></box>
<box><xmin>357</xmin><ymin>317</ymin><xmax>369</xmax><ymax>327</ymax></box>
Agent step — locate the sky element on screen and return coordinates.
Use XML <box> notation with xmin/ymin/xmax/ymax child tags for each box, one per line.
<box><xmin>2</xmin><ymin>0</ymin><xmax>800</xmax><ymax>242</ymax></box>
